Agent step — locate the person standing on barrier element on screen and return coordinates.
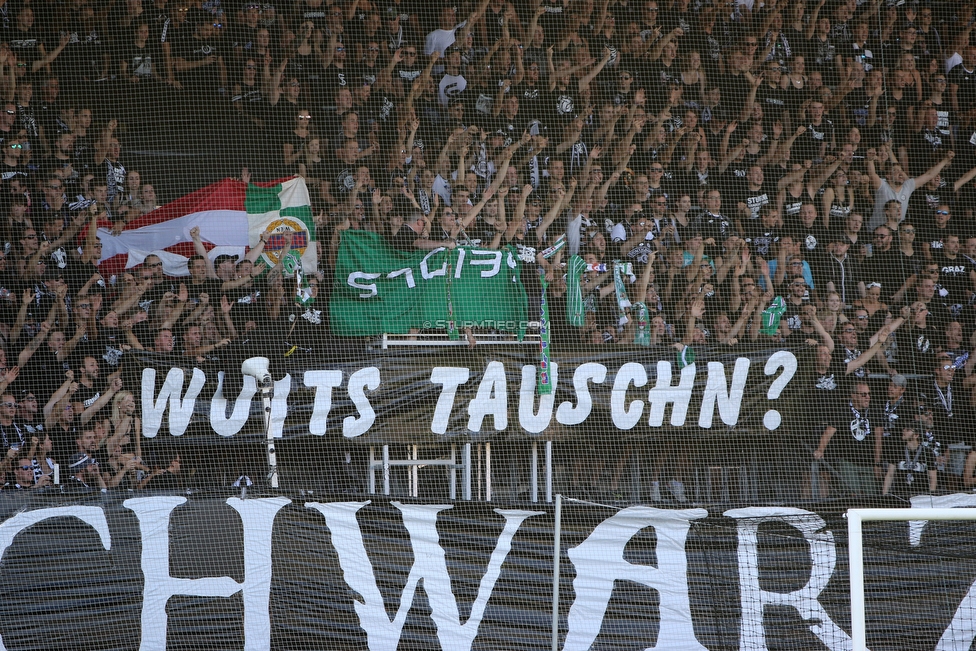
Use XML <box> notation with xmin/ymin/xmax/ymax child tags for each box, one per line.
<box><xmin>872</xmin><ymin>374</ymin><xmax>911</xmax><ymax>481</ymax></box>
<box><xmin>882</xmin><ymin>425</ymin><xmax>938</xmax><ymax>497</ymax></box>
<box><xmin>813</xmin><ymin>381</ymin><xmax>879</xmax><ymax>497</ymax></box>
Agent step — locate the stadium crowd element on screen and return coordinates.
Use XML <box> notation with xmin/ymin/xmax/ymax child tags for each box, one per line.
<box><xmin>0</xmin><ymin>0</ymin><xmax>973</xmax><ymax>498</ymax></box>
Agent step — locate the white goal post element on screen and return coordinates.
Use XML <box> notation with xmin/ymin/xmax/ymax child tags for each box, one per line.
<box><xmin>847</xmin><ymin>507</ymin><xmax>976</xmax><ymax>651</ymax></box>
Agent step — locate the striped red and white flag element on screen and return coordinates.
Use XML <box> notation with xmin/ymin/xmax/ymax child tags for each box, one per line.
<box><xmin>95</xmin><ymin>176</ymin><xmax>315</xmax><ymax>279</ymax></box>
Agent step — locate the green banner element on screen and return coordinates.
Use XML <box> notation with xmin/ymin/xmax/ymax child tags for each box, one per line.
<box><xmin>330</xmin><ymin>231</ymin><xmax>529</xmax><ymax>337</ymax></box>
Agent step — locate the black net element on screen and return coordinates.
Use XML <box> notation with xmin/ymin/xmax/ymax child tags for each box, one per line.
<box><xmin>860</xmin><ymin>516</ymin><xmax>976</xmax><ymax>651</ymax></box>
<box><xmin>1</xmin><ymin>0</ymin><xmax>976</xmax><ymax>647</ymax></box>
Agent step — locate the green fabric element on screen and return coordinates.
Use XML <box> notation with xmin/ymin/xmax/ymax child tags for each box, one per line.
<box><xmin>330</xmin><ymin>231</ymin><xmax>528</xmax><ymax>337</ymax></box>
<box><xmin>633</xmin><ymin>302</ymin><xmax>650</xmax><ymax>347</ymax></box>
<box><xmin>243</xmin><ymin>182</ymin><xmax>283</xmax><ymax>214</ymax></box>
<box><xmin>245</xmin><ymin>182</ymin><xmax>317</xmax><ymax>275</ymax></box>
<box><xmin>677</xmin><ymin>345</ymin><xmax>696</xmax><ymax>368</ymax></box>
<box><xmin>760</xmin><ymin>296</ymin><xmax>788</xmax><ymax>335</ymax></box>
<box><xmin>537</xmin><ymin>268</ymin><xmax>553</xmax><ymax>395</ymax></box>
<box><xmin>540</xmin><ymin>234</ymin><xmax>566</xmax><ymax>260</ymax></box>
<box><xmin>566</xmin><ymin>255</ymin><xmax>586</xmax><ymax>327</ymax></box>
<box><xmin>613</xmin><ymin>261</ymin><xmax>632</xmax><ymax>312</ymax></box>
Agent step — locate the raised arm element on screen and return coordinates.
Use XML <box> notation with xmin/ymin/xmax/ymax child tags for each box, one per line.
<box><xmin>537</xmin><ymin>178</ymin><xmax>576</xmax><ymax>243</ymax></box>
<box><xmin>579</xmin><ymin>47</ymin><xmax>612</xmax><ymax>92</ymax></box>
<box><xmin>915</xmin><ymin>151</ymin><xmax>955</xmax><ymax>187</ymax></box>
<box><xmin>865</xmin><ymin>148</ymin><xmax>884</xmax><ymax>190</ymax></box>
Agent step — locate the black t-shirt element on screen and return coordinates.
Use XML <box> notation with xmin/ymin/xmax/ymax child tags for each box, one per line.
<box><xmin>0</xmin><ymin>163</ymin><xmax>28</xmax><ymax>185</ymax></box>
<box><xmin>935</xmin><ymin>252</ymin><xmax>975</xmax><ymax>307</ymax></box>
<box><xmin>918</xmin><ymin>221</ymin><xmax>956</xmax><ymax>256</ymax></box>
<box><xmin>40</xmin><ymin>232</ymin><xmax>73</xmax><ymax>281</ymax></box>
<box><xmin>839</xmin><ymin>345</ymin><xmax>870</xmax><ymax>381</ymax></box>
<box><xmin>494</xmin><ymin>115</ymin><xmax>527</xmax><ymax>147</ymax></box>
<box><xmin>56</xmin><ymin>24</ymin><xmax>109</xmax><ymax>81</ymax></box>
<box><xmin>172</xmin><ymin>33</ymin><xmax>222</xmax><ymax>88</ymax></box>
<box><xmin>186</xmin><ymin>278</ymin><xmax>222</xmax><ymax>304</ymax></box>
<box><xmin>805</xmin><ymin>34</ymin><xmax>839</xmax><ymax>77</ymax></box>
<box><xmin>904</xmin><ymin>324</ymin><xmax>937</xmax><ymax>374</ymax></box>
<box><xmin>101</xmin><ymin>158</ymin><xmax>127</xmax><ymax>206</ymax></box>
<box><xmin>867</xmin><ymin>249</ymin><xmax>911</xmax><ymax>301</ymax></box>
<box><xmin>909</xmin><ymin>130</ymin><xmax>945</xmax><ymax>174</ymax></box>
<box><xmin>223</xmin><ymin>280</ymin><xmax>264</xmax><ymax>331</ymax></box>
<box><xmin>386</xmin><ymin>224</ymin><xmax>420</xmax><ymax>251</ymax></box>
<box><xmin>873</xmin><ymin>394</ymin><xmax>911</xmax><ymax>440</ymax></box>
<box><xmin>320</xmin><ymin>63</ymin><xmax>350</xmax><ymax>99</ymax></box>
<box><xmin>229</xmin><ymin>24</ymin><xmax>260</xmax><ymax>52</ymax></box>
<box><xmin>645</xmin><ymin>59</ymin><xmax>679</xmax><ymax>93</ymax></box>
<box><xmin>907</xmin><ymin>183</ymin><xmax>946</xmax><ymax>223</ymax></box>
<box><xmin>826</xmin><ymin>399</ymin><xmax>874</xmax><ymax>465</ymax></box>
<box><xmin>119</xmin><ymin>40</ymin><xmax>162</xmax><ymax>79</ymax></box>
<box><xmin>745</xmin><ymin>222</ymin><xmax>780</xmax><ymax>258</ymax></box>
<box><xmin>547</xmin><ymin>87</ymin><xmax>578</xmax><ymax>126</ymax></box>
<box><xmin>782</xmin><ymin>298</ymin><xmax>805</xmax><ymax>332</ymax></box>
<box><xmin>90</xmin><ymin>329</ymin><xmax>126</xmax><ymax>371</ymax></box>
<box><xmin>949</xmin><ymin>64</ymin><xmax>976</xmax><ymax>111</ymax></box>
<box><xmin>514</xmin><ymin>82</ymin><xmax>546</xmax><ymax>123</ymax></box>
<box><xmin>717</xmin><ymin>72</ymin><xmax>750</xmax><ymax>112</ymax></box>
<box><xmin>469</xmin><ymin>86</ymin><xmax>500</xmax><ymax>125</ymax></box>
<box><xmin>145</xmin><ymin>6</ymin><xmax>172</xmax><ymax>44</ymax></box>
<box><xmin>0</xmin><ymin>421</ymin><xmax>25</xmax><ymax>453</ymax></box>
<box><xmin>395</xmin><ymin>62</ymin><xmax>423</xmax><ymax>89</ymax></box>
<box><xmin>734</xmin><ymin>181</ymin><xmax>773</xmax><ymax>221</ymax></box>
<box><xmin>812</xmin><ymin>356</ymin><xmax>850</xmax><ymax>415</ymax></box>
<box><xmin>6</xmin><ymin>26</ymin><xmax>42</xmax><ymax>68</ymax></box>
<box><xmin>883</xmin><ymin>437</ymin><xmax>938</xmax><ymax>496</ymax></box>
<box><xmin>791</xmin><ymin>222</ymin><xmax>829</xmax><ymax>267</ymax></box>
<box><xmin>73</xmin><ymin>383</ymin><xmax>101</xmax><ymax>414</ymax></box>
<box><xmin>845</xmin><ymin>87</ymin><xmax>872</xmax><ymax>129</ymax></box>
<box><xmin>926</xmin><ymin>380</ymin><xmax>969</xmax><ymax>445</ymax></box>
<box><xmin>353</xmin><ymin>61</ymin><xmax>381</xmax><ymax>89</ymax></box>
<box><xmin>694</xmin><ymin>211</ymin><xmax>733</xmax><ymax>248</ymax></box>
<box><xmin>296</xmin><ymin>4</ymin><xmax>329</xmax><ymax>31</ymax></box>
<box><xmin>795</xmin><ymin>118</ymin><xmax>835</xmax><ymax>161</ymax></box>
<box><xmin>232</xmin><ymin>79</ymin><xmax>269</xmax><ymax>125</ymax></box>
<box><xmin>756</xmin><ymin>83</ymin><xmax>789</xmax><ymax>117</ymax></box>
<box><xmin>780</xmin><ymin>190</ymin><xmax>804</xmax><ymax>222</ymax></box>
<box><xmin>326</xmin><ymin>158</ymin><xmax>357</xmax><ymax>196</ymax></box>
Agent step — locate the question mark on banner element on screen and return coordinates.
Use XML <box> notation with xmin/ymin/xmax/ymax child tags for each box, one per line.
<box><xmin>763</xmin><ymin>350</ymin><xmax>797</xmax><ymax>430</ymax></box>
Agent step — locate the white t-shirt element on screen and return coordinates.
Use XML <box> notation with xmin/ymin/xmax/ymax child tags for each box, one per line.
<box><xmin>433</xmin><ymin>173</ymin><xmax>454</xmax><ymax>206</ymax></box>
<box><xmin>611</xmin><ymin>222</ymin><xmax>630</xmax><ymax>243</ymax></box>
<box><xmin>946</xmin><ymin>52</ymin><xmax>962</xmax><ymax>74</ymax></box>
<box><xmin>438</xmin><ymin>73</ymin><xmax>467</xmax><ymax>106</ymax></box>
<box><xmin>424</xmin><ymin>21</ymin><xmax>466</xmax><ymax>58</ymax></box>
<box><xmin>869</xmin><ymin>178</ymin><xmax>916</xmax><ymax>231</ymax></box>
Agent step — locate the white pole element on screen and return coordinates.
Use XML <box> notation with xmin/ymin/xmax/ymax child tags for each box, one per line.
<box><xmin>477</xmin><ymin>444</ymin><xmax>482</xmax><ymax>501</ymax></box>
<box><xmin>261</xmin><ymin>390</ymin><xmax>278</xmax><ymax>489</ymax></box>
<box><xmin>450</xmin><ymin>445</ymin><xmax>457</xmax><ymax>501</ymax></box>
<box><xmin>846</xmin><ymin>507</ymin><xmax>976</xmax><ymax>651</ymax></box>
<box><xmin>551</xmin><ymin>493</ymin><xmax>562</xmax><ymax>651</ymax></box>
<box><xmin>383</xmin><ymin>445</ymin><xmax>390</xmax><ymax>495</ymax></box>
<box><xmin>368</xmin><ymin>447</ymin><xmax>375</xmax><ymax>494</ymax></box>
<box><xmin>847</xmin><ymin>510</ymin><xmax>865</xmax><ymax>651</ymax></box>
<box><xmin>546</xmin><ymin>441</ymin><xmax>553</xmax><ymax>503</ymax></box>
<box><xmin>463</xmin><ymin>443</ymin><xmax>471</xmax><ymax>500</ymax></box>
<box><xmin>485</xmin><ymin>442</ymin><xmax>492</xmax><ymax>502</ymax></box>
<box><xmin>411</xmin><ymin>445</ymin><xmax>418</xmax><ymax>497</ymax></box>
<box><xmin>531</xmin><ymin>442</ymin><xmax>539</xmax><ymax>503</ymax></box>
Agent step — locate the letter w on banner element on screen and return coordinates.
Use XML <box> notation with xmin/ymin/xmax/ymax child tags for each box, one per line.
<box><xmin>94</xmin><ymin>177</ymin><xmax>316</xmax><ymax>277</ymax></box>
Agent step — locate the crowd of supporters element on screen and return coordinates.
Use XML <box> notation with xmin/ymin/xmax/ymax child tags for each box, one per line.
<box><xmin>1</xmin><ymin>0</ymin><xmax>976</xmax><ymax>497</ymax></box>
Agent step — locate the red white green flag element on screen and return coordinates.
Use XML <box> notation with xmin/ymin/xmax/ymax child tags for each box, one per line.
<box><xmin>96</xmin><ymin>176</ymin><xmax>315</xmax><ymax>278</ymax></box>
